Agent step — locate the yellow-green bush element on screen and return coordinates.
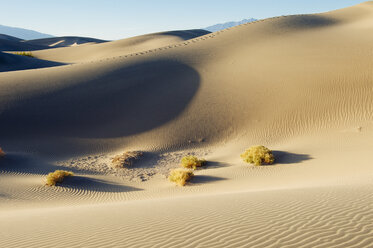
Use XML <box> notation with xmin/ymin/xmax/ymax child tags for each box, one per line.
<box><xmin>240</xmin><ymin>145</ymin><xmax>275</xmax><ymax>166</ymax></box>
<box><xmin>46</xmin><ymin>170</ymin><xmax>74</xmax><ymax>186</ymax></box>
<box><xmin>169</xmin><ymin>169</ymin><xmax>194</xmax><ymax>186</ymax></box>
<box><xmin>0</xmin><ymin>147</ymin><xmax>5</xmax><ymax>158</ymax></box>
<box><xmin>180</xmin><ymin>156</ymin><xmax>206</xmax><ymax>170</ymax></box>
<box><xmin>13</xmin><ymin>51</ymin><xmax>34</xmax><ymax>57</ymax></box>
<box><xmin>111</xmin><ymin>151</ymin><xmax>143</xmax><ymax>168</ymax></box>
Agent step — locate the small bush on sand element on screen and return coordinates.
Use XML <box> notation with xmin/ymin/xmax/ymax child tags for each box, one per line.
<box><xmin>241</xmin><ymin>145</ymin><xmax>275</xmax><ymax>166</ymax></box>
<box><xmin>0</xmin><ymin>148</ymin><xmax>5</xmax><ymax>158</ymax></box>
<box><xmin>46</xmin><ymin>170</ymin><xmax>74</xmax><ymax>186</ymax></box>
<box><xmin>180</xmin><ymin>156</ymin><xmax>206</xmax><ymax>170</ymax></box>
<box><xmin>169</xmin><ymin>169</ymin><xmax>194</xmax><ymax>186</ymax></box>
<box><xmin>14</xmin><ymin>51</ymin><xmax>34</xmax><ymax>57</ymax></box>
<box><xmin>111</xmin><ymin>151</ymin><xmax>143</xmax><ymax>168</ymax></box>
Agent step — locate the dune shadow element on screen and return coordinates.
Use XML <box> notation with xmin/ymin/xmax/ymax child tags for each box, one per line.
<box><xmin>272</xmin><ymin>151</ymin><xmax>312</xmax><ymax>165</ymax></box>
<box><xmin>191</xmin><ymin>175</ymin><xmax>227</xmax><ymax>185</ymax></box>
<box><xmin>0</xmin><ymin>59</ymin><xmax>200</xmax><ymax>139</ymax></box>
<box><xmin>0</xmin><ymin>153</ymin><xmax>94</xmax><ymax>175</ymax></box>
<box><xmin>0</xmin><ymin>52</ymin><xmax>66</xmax><ymax>72</ymax></box>
<box><xmin>158</xmin><ymin>29</ymin><xmax>211</xmax><ymax>40</ymax></box>
<box><xmin>274</xmin><ymin>14</ymin><xmax>338</xmax><ymax>31</ymax></box>
<box><xmin>61</xmin><ymin>176</ymin><xmax>142</xmax><ymax>193</ymax></box>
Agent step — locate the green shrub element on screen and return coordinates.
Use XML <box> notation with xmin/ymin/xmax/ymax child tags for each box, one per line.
<box><xmin>169</xmin><ymin>169</ymin><xmax>194</xmax><ymax>186</ymax></box>
<box><xmin>180</xmin><ymin>156</ymin><xmax>206</xmax><ymax>170</ymax></box>
<box><xmin>46</xmin><ymin>170</ymin><xmax>74</xmax><ymax>186</ymax></box>
<box><xmin>14</xmin><ymin>51</ymin><xmax>34</xmax><ymax>57</ymax></box>
<box><xmin>241</xmin><ymin>145</ymin><xmax>275</xmax><ymax>166</ymax></box>
<box><xmin>111</xmin><ymin>151</ymin><xmax>143</xmax><ymax>168</ymax></box>
<box><xmin>0</xmin><ymin>147</ymin><xmax>5</xmax><ymax>158</ymax></box>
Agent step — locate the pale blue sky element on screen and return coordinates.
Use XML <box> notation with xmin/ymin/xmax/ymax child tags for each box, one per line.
<box><xmin>0</xmin><ymin>0</ymin><xmax>364</xmax><ymax>40</ymax></box>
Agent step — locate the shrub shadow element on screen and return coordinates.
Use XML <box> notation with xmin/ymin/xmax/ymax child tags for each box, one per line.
<box><xmin>61</xmin><ymin>176</ymin><xmax>142</xmax><ymax>193</ymax></box>
<box><xmin>272</xmin><ymin>151</ymin><xmax>312</xmax><ymax>165</ymax></box>
<box><xmin>191</xmin><ymin>175</ymin><xmax>227</xmax><ymax>185</ymax></box>
<box><xmin>203</xmin><ymin>161</ymin><xmax>230</xmax><ymax>170</ymax></box>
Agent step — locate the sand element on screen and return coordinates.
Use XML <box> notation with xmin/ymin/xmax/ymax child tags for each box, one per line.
<box><xmin>0</xmin><ymin>2</ymin><xmax>373</xmax><ymax>247</ymax></box>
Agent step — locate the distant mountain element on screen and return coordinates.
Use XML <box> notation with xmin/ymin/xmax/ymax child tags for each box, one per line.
<box><xmin>204</xmin><ymin>18</ymin><xmax>257</xmax><ymax>32</ymax></box>
<box><xmin>0</xmin><ymin>24</ymin><xmax>53</xmax><ymax>40</ymax></box>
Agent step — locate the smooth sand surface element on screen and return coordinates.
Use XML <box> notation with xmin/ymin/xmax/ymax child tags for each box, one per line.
<box><xmin>0</xmin><ymin>2</ymin><xmax>373</xmax><ymax>247</ymax></box>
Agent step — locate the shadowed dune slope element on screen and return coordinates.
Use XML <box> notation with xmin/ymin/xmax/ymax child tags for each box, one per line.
<box><xmin>31</xmin><ymin>29</ymin><xmax>211</xmax><ymax>63</ymax></box>
<box><xmin>0</xmin><ymin>34</ymin><xmax>23</xmax><ymax>42</ymax></box>
<box><xmin>0</xmin><ymin>38</ymin><xmax>47</xmax><ymax>51</ymax></box>
<box><xmin>23</xmin><ymin>36</ymin><xmax>108</xmax><ymax>47</ymax></box>
<box><xmin>0</xmin><ymin>2</ymin><xmax>372</xmax><ymax>155</ymax></box>
<box><xmin>0</xmin><ymin>35</ymin><xmax>107</xmax><ymax>52</ymax></box>
<box><xmin>0</xmin><ymin>52</ymin><xmax>65</xmax><ymax>72</ymax></box>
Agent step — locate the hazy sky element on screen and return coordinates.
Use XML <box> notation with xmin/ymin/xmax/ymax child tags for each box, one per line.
<box><xmin>0</xmin><ymin>0</ymin><xmax>364</xmax><ymax>40</ymax></box>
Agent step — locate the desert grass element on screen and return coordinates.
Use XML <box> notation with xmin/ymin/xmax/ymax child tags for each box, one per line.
<box><xmin>0</xmin><ymin>148</ymin><xmax>5</xmax><ymax>158</ymax></box>
<box><xmin>46</xmin><ymin>170</ymin><xmax>74</xmax><ymax>186</ymax></box>
<box><xmin>13</xmin><ymin>51</ymin><xmax>34</xmax><ymax>57</ymax></box>
<box><xmin>180</xmin><ymin>156</ymin><xmax>206</xmax><ymax>169</ymax></box>
<box><xmin>111</xmin><ymin>151</ymin><xmax>143</xmax><ymax>168</ymax></box>
<box><xmin>169</xmin><ymin>168</ymin><xmax>194</xmax><ymax>186</ymax></box>
<box><xmin>241</xmin><ymin>145</ymin><xmax>275</xmax><ymax>166</ymax></box>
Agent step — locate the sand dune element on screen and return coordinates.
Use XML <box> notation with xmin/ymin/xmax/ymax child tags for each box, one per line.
<box><xmin>0</xmin><ymin>51</ymin><xmax>64</xmax><ymax>72</ymax></box>
<box><xmin>0</xmin><ymin>37</ymin><xmax>47</xmax><ymax>51</ymax></box>
<box><xmin>0</xmin><ymin>2</ymin><xmax>373</xmax><ymax>247</ymax></box>
<box><xmin>0</xmin><ymin>34</ymin><xmax>23</xmax><ymax>42</ymax></box>
<box><xmin>0</xmin><ymin>35</ymin><xmax>107</xmax><ymax>52</ymax></box>
<box><xmin>23</xmin><ymin>36</ymin><xmax>108</xmax><ymax>47</ymax></box>
<box><xmin>30</xmin><ymin>29</ymin><xmax>211</xmax><ymax>63</ymax></box>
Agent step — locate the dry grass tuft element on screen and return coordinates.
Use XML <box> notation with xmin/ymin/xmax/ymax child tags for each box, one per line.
<box><xmin>111</xmin><ymin>151</ymin><xmax>143</xmax><ymax>168</ymax></box>
<box><xmin>0</xmin><ymin>147</ymin><xmax>5</xmax><ymax>158</ymax></box>
<box><xmin>169</xmin><ymin>169</ymin><xmax>194</xmax><ymax>186</ymax></box>
<box><xmin>180</xmin><ymin>155</ymin><xmax>206</xmax><ymax>169</ymax></box>
<box><xmin>241</xmin><ymin>145</ymin><xmax>275</xmax><ymax>166</ymax></box>
<box><xmin>46</xmin><ymin>170</ymin><xmax>74</xmax><ymax>186</ymax></box>
<box><xmin>13</xmin><ymin>51</ymin><xmax>34</xmax><ymax>57</ymax></box>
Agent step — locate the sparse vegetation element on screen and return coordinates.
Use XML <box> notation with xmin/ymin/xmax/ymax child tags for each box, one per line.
<box><xmin>180</xmin><ymin>155</ymin><xmax>206</xmax><ymax>169</ymax></box>
<box><xmin>13</xmin><ymin>51</ymin><xmax>34</xmax><ymax>57</ymax></box>
<box><xmin>111</xmin><ymin>151</ymin><xmax>143</xmax><ymax>168</ymax></box>
<box><xmin>241</xmin><ymin>145</ymin><xmax>275</xmax><ymax>166</ymax></box>
<box><xmin>0</xmin><ymin>147</ymin><xmax>5</xmax><ymax>158</ymax></box>
<box><xmin>169</xmin><ymin>169</ymin><xmax>194</xmax><ymax>186</ymax></box>
<box><xmin>46</xmin><ymin>170</ymin><xmax>74</xmax><ymax>186</ymax></box>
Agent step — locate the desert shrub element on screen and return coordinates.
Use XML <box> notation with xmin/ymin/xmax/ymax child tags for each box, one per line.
<box><xmin>0</xmin><ymin>147</ymin><xmax>5</xmax><ymax>158</ymax></box>
<box><xmin>46</xmin><ymin>170</ymin><xmax>74</xmax><ymax>186</ymax></box>
<box><xmin>180</xmin><ymin>156</ymin><xmax>206</xmax><ymax>170</ymax></box>
<box><xmin>240</xmin><ymin>145</ymin><xmax>275</xmax><ymax>166</ymax></box>
<box><xmin>111</xmin><ymin>151</ymin><xmax>143</xmax><ymax>168</ymax></box>
<box><xmin>169</xmin><ymin>169</ymin><xmax>194</xmax><ymax>186</ymax></box>
<box><xmin>14</xmin><ymin>51</ymin><xmax>34</xmax><ymax>57</ymax></box>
